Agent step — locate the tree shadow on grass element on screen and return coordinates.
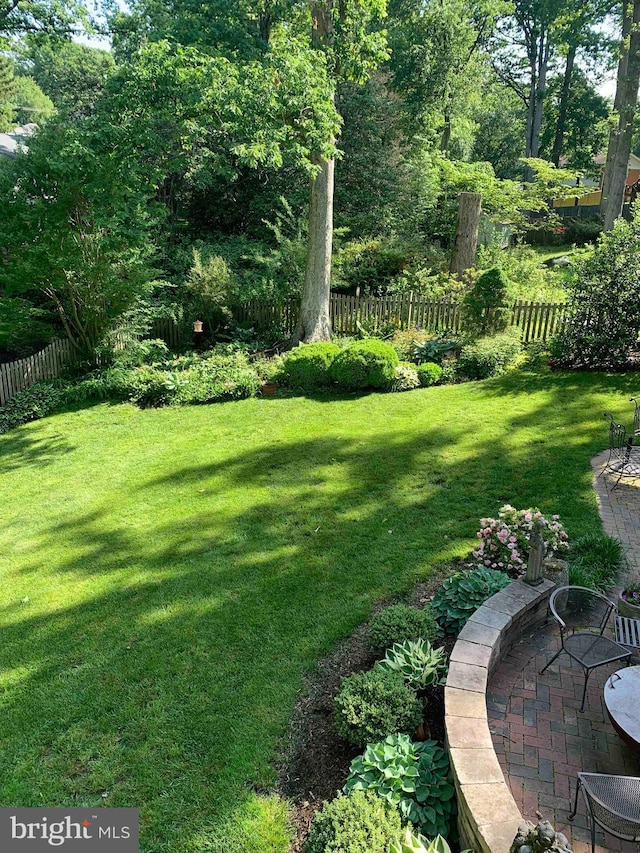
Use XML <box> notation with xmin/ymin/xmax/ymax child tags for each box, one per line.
<box><xmin>0</xmin><ymin>421</ymin><xmax>76</xmax><ymax>474</ymax></box>
<box><xmin>0</xmin><ymin>374</ymin><xmax>622</xmax><ymax>852</ymax></box>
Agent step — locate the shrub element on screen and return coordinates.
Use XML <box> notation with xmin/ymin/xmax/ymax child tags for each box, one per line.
<box><xmin>344</xmin><ymin>734</ymin><xmax>456</xmax><ymax>838</ymax></box>
<box><xmin>391</xmin><ymin>363</ymin><xmax>420</xmax><ymax>392</ymax></box>
<box><xmin>67</xmin><ymin>368</ymin><xmax>139</xmax><ymax>403</ymax></box>
<box><xmin>432</xmin><ymin>567</ymin><xmax>510</xmax><ymax>636</ymax></box>
<box><xmin>457</xmin><ymin>332</ymin><xmax>521</xmax><ymax>380</ymax></box>
<box><xmin>378</xmin><ymin>639</ymin><xmax>448</xmax><ymax>691</ymax></box>
<box><xmin>334</xmin><ymin>668</ymin><xmax>423</xmax><ymax>747</ymax></box>
<box><xmin>549</xmin><ymin>215</ymin><xmax>640</xmax><ymax>367</ymax></box>
<box><xmin>112</xmin><ymin>338</ymin><xmax>170</xmax><ymax>368</ymax></box>
<box><xmin>281</xmin><ymin>342</ymin><xmax>341</xmax><ymax>390</ymax></box>
<box><xmin>391</xmin><ymin>829</ymin><xmax>454</xmax><ymax>853</ymax></box>
<box><xmin>568</xmin><ymin>532</ymin><xmax>626</xmax><ymax>591</ymax></box>
<box><xmin>415</xmin><ymin>363</ymin><xmax>442</xmax><ymax>387</ymax></box>
<box><xmin>0</xmin><ymin>380</ymin><xmax>70</xmax><ymax>435</ymax></box>
<box><xmin>462</xmin><ymin>267</ymin><xmax>513</xmax><ymax>335</ymax></box>
<box><xmin>176</xmin><ymin>354</ymin><xmax>260</xmax><ymax>404</ymax></box>
<box><xmin>472</xmin><ymin>504</ymin><xmax>569</xmax><ymax>576</ymax></box>
<box><xmin>331</xmin><ymin>339</ymin><xmax>399</xmax><ymax>390</ymax></box>
<box><xmin>303</xmin><ymin>791</ymin><xmax>401</xmax><ymax>853</ymax></box>
<box><xmin>127</xmin><ymin>366</ymin><xmax>181</xmax><ymax>407</ymax></box>
<box><xmin>368</xmin><ymin>604</ymin><xmax>438</xmax><ymax>654</ymax></box>
<box><xmin>389</xmin><ymin>330</ymin><xmax>434</xmax><ymax>362</ymax></box>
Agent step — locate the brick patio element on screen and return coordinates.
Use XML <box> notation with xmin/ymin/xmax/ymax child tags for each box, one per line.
<box><xmin>486</xmin><ymin>453</ymin><xmax>640</xmax><ymax>853</ymax></box>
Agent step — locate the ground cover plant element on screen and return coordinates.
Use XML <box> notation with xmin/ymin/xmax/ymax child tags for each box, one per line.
<box><xmin>0</xmin><ymin>368</ymin><xmax>633</xmax><ymax>852</ymax></box>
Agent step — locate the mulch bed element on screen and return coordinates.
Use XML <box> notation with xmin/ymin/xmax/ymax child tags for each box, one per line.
<box><xmin>276</xmin><ymin>570</ymin><xmax>458</xmax><ymax>853</ymax></box>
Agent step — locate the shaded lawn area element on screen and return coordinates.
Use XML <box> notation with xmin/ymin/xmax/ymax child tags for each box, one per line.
<box><xmin>0</xmin><ymin>367</ymin><xmax>638</xmax><ymax>852</ymax></box>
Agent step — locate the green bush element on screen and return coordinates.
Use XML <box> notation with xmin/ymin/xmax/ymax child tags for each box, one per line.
<box><xmin>549</xmin><ymin>215</ymin><xmax>640</xmax><ymax>367</ymax></box>
<box><xmin>176</xmin><ymin>354</ymin><xmax>261</xmax><ymax>404</ymax></box>
<box><xmin>368</xmin><ymin>605</ymin><xmax>438</xmax><ymax>654</ymax></box>
<box><xmin>462</xmin><ymin>267</ymin><xmax>513</xmax><ymax>335</ymax></box>
<box><xmin>412</xmin><ymin>339</ymin><xmax>457</xmax><ymax>365</ymax></box>
<box><xmin>303</xmin><ymin>791</ymin><xmax>401</xmax><ymax>853</ymax></box>
<box><xmin>378</xmin><ymin>639</ymin><xmax>448</xmax><ymax>691</ymax></box>
<box><xmin>112</xmin><ymin>338</ymin><xmax>170</xmax><ymax>368</ymax></box>
<box><xmin>415</xmin><ymin>363</ymin><xmax>442</xmax><ymax>387</ymax></box>
<box><xmin>67</xmin><ymin>368</ymin><xmax>139</xmax><ymax>403</ymax></box>
<box><xmin>0</xmin><ymin>380</ymin><xmax>70</xmax><ymax>435</ymax></box>
<box><xmin>457</xmin><ymin>332</ymin><xmax>522</xmax><ymax>380</ymax></box>
<box><xmin>568</xmin><ymin>532</ymin><xmax>626</xmax><ymax>591</ymax></box>
<box><xmin>391</xmin><ymin>363</ymin><xmax>420</xmax><ymax>392</ymax></box>
<box><xmin>388</xmin><ymin>330</ymin><xmax>434</xmax><ymax>362</ymax></box>
<box><xmin>281</xmin><ymin>342</ymin><xmax>341</xmax><ymax>390</ymax></box>
<box><xmin>332</xmin><ymin>238</ymin><xmax>413</xmax><ymax>296</ymax></box>
<box><xmin>344</xmin><ymin>734</ymin><xmax>456</xmax><ymax>838</ymax></box>
<box><xmin>334</xmin><ymin>668</ymin><xmax>423</xmax><ymax>747</ymax></box>
<box><xmin>331</xmin><ymin>339</ymin><xmax>399</xmax><ymax>390</ymax></box>
<box><xmin>432</xmin><ymin>567</ymin><xmax>510</xmax><ymax>635</ymax></box>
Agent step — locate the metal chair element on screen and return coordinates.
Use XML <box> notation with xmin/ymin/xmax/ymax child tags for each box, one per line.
<box><xmin>540</xmin><ymin>586</ymin><xmax>632</xmax><ymax>712</ymax></box>
<box><xmin>568</xmin><ymin>772</ymin><xmax>640</xmax><ymax>853</ymax></box>
<box><xmin>601</xmin><ymin>413</ymin><xmax>640</xmax><ymax>489</ymax></box>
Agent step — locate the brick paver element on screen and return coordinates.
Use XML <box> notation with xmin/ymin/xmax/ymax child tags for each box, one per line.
<box><xmin>487</xmin><ymin>454</ymin><xmax>640</xmax><ymax>851</ymax></box>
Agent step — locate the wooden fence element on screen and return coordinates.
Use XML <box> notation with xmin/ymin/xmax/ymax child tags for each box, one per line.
<box><xmin>0</xmin><ymin>338</ymin><xmax>74</xmax><ymax>406</ymax></box>
<box><xmin>232</xmin><ymin>294</ymin><xmax>568</xmax><ymax>343</ymax></box>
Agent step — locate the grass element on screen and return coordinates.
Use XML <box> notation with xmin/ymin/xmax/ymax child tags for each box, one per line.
<box><xmin>0</xmin><ymin>367</ymin><xmax>639</xmax><ymax>852</ymax></box>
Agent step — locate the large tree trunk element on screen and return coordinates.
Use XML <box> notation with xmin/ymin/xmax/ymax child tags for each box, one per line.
<box><xmin>603</xmin><ymin>0</ymin><xmax>640</xmax><ymax>230</ymax></box>
<box><xmin>551</xmin><ymin>42</ymin><xmax>576</xmax><ymax>167</ymax></box>
<box><xmin>524</xmin><ymin>26</ymin><xmax>550</xmax><ymax>180</ymax></box>
<box><xmin>450</xmin><ymin>192</ymin><xmax>482</xmax><ymax>276</ymax></box>
<box><xmin>601</xmin><ymin>0</ymin><xmax>632</xmax><ymax>221</ymax></box>
<box><xmin>294</xmin><ymin>0</ymin><xmax>335</xmax><ymax>343</ymax></box>
<box><xmin>296</xmin><ymin>153</ymin><xmax>334</xmax><ymax>342</ymax></box>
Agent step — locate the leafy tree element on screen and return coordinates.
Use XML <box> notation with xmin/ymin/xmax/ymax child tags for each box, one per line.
<box><xmin>0</xmin><ymin>122</ymin><xmax>160</xmax><ymax>358</ymax></box>
<box><xmin>0</xmin><ymin>0</ymin><xmax>88</xmax><ymax>37</ymax></box>
<box><xmin>11</xmin><ymin>74</ymin><xmax>55</xmax><ymax>124</ymax></box>
<box><xmin>17</xmin><ymin>37</ymin><xmax>114</xmax><ymax>117</ymax></box>
<box><xmin>540</xmin><ymin>68</ymin><xmax>609</xmax><ymax>174</ymax></box>
<box><xmin>470</xmin><ymin>79</ymin><xmax>526</xmax><ymax>179</ymax></box>
<box><xmin>0</xmin><ymin>53</ymin><xmax>15</xmax><ymax>130</ymax></box>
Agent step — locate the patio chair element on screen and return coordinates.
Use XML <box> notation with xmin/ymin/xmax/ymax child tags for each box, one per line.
<box><xmin>540</xmin><ymin>586</ymin><xmax>632</xmax><ymax>712</ymax></box>
<box><xmin>601</xmin><ymin>413</ymin><xmax>640</xmax><ymax>489</ymax></box>
<box><xmin>568</xmin><ymin>772</ymin><xmax>640</xmax><ymax>853</ymax></box>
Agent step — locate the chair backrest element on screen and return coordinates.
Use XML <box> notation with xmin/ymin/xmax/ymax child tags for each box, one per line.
<box><xmin>632</xmin><ymin>397</ymin><xmax>640</xmax><ymax>436</ymax></box>
<box><xmin>604</xmin><ymin>413</ymin><xmax>627</xmax><ymax>453</ymax></box>
<box><xmin>549</xmin><ymin>586</ymin><xmax>614</xmax><ymax>634</ymax></box>
<box><xmin>579</xmin><ymin>773</ymin><xmax>640</xmax><ymax>839</ymax></box>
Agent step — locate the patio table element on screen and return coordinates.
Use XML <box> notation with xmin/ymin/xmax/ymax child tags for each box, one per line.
<box><xmin>604</xmin><ymin>665</ymin><xmax>640</xmax><ymax>751</ymax></box>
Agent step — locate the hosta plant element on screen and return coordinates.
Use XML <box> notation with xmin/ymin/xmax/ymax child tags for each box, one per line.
<box><xmin>344</xmin><ymin>734</ymin><xmax>456</xmax><ymax>838</ymax></box>
<box><xmin>432</xmin><ymin>567</ymin><xmax>510</xmax><ymax>636</ymax></box>
<box><xmin>378</xmin><ymin>639</ymin><xmax>447</xmax><ymax>691</ymax></box>
<box><xmin>334</xmin><ymin>668</ymin><xmax>423</xmax><ymax>747</ymax></box>
<box><xmin>390</xmin><ymin>829</ymin><xmax>454</xmax><ymax>853</ymax></box>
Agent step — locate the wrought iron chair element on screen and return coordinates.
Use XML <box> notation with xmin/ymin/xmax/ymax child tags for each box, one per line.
<box><xmin>540</xmin><ymin>586</ymin><xmax>632</xmax><ymax>712</ymax></box>
<box><xmin>568</xmin><ymin>772</ymin><xmax>640</xmax><ymax>853</ymax></box>
<box><xmin>601</xmin><ymin>413</ymin><xmax>640</xmax><ymax>489</ymax></box>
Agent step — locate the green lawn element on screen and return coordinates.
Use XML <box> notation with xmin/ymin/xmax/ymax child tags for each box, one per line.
<box><xmin>0</xmin><ymin>368</ymin><xmax>637</xmax><ymax>852</ymax></box>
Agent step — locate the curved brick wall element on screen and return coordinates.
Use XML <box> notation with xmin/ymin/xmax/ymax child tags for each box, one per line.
<box><xmin>444</xmin><ymin>579</ymin><xmax>555</xmax><ymax>853</ymax></box>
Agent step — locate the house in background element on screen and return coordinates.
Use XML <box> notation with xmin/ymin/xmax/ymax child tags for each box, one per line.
<box><xmin>553</xmin><ymin>151</ymin><xmax>640</xmax><ymax>217</ymax></box>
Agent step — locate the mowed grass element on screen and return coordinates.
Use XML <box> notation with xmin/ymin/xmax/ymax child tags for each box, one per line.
<box><xmin>0</xmin><ymin>368</ymin><xmax>637</xmax><ymax>852</ymax></box>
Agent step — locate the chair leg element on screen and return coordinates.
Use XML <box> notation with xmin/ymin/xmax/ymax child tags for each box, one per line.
<box><xmin>568</xmin><ymin>776</ymin><xmax>581</xmax><ymax>821</ymax></box>
<box><xmin>540</xmin><ymin>646</ymin><xmax>563</xmax><ymax>675</ymax></box>
<box><xmin>579</xmin><ymin>668</ymin><xmax>592</xmax><ymax>713</ymax></box>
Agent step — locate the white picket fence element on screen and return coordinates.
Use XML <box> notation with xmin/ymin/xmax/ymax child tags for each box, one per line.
<box><xmin>0</xmin><ymin>339</ymin><xmax>74</xmax><ymax>406</ymax></box>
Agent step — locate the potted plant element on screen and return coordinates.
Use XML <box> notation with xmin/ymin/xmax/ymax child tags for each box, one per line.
<box><xmin>618</xmin><ymin>580</ymin><xmax>640</xmax><ymax>619</ymax></box>
<box><xmin>257</xmin><ymin>357</ymin><xmax>281</xmax><ymax>396</ymax></box>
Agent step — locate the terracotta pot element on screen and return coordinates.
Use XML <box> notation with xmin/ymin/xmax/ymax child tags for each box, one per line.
<box><xmin>618</xmin><ymin>591</ymin><xmax>640</xmax><ymax>619</ymax></box>
<box><xmin>261</xmin><ymin>382</ymin><xmax>278</xmax><ymax>396</ymax></box>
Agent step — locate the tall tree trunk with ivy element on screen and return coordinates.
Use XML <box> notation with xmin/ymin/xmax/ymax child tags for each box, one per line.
<box><xmin>602</xmin><ymin>0</ymin><xmax>640</xmax><ymax>230</ymax></box>
<box><xmin>551</xmin><ymin>42</ymin><xmax>576</xmax><ymax>166</ymax></box>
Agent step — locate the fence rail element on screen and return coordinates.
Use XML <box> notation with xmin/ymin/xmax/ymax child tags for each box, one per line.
<box><xmin>0</xmin><ymin>339</ymin><xmax>74</xmax><ymax>406</ymax></box>
<box><xmin>233</xmin><ymin>294</ymin><xmax>568</xmax><ymax>343</ymax></box>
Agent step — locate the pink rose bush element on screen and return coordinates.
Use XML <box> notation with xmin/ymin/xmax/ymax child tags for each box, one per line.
<box><xmin>472</xmin><ymin>504</ymin><xmax>569</xmax><ymax>577</ymax></box>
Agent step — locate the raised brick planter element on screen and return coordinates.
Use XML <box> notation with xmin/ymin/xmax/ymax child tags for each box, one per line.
<box><xmin>445</xmin><ymin>579</ymin><xmax>555</xmax><ymax>853</ymax></box>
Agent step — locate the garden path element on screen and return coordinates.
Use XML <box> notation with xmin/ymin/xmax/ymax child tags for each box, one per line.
<box><xmin>486</xmin><ymin>453</ymin><xmax>640</xmax><ymax>853</ymax></box>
